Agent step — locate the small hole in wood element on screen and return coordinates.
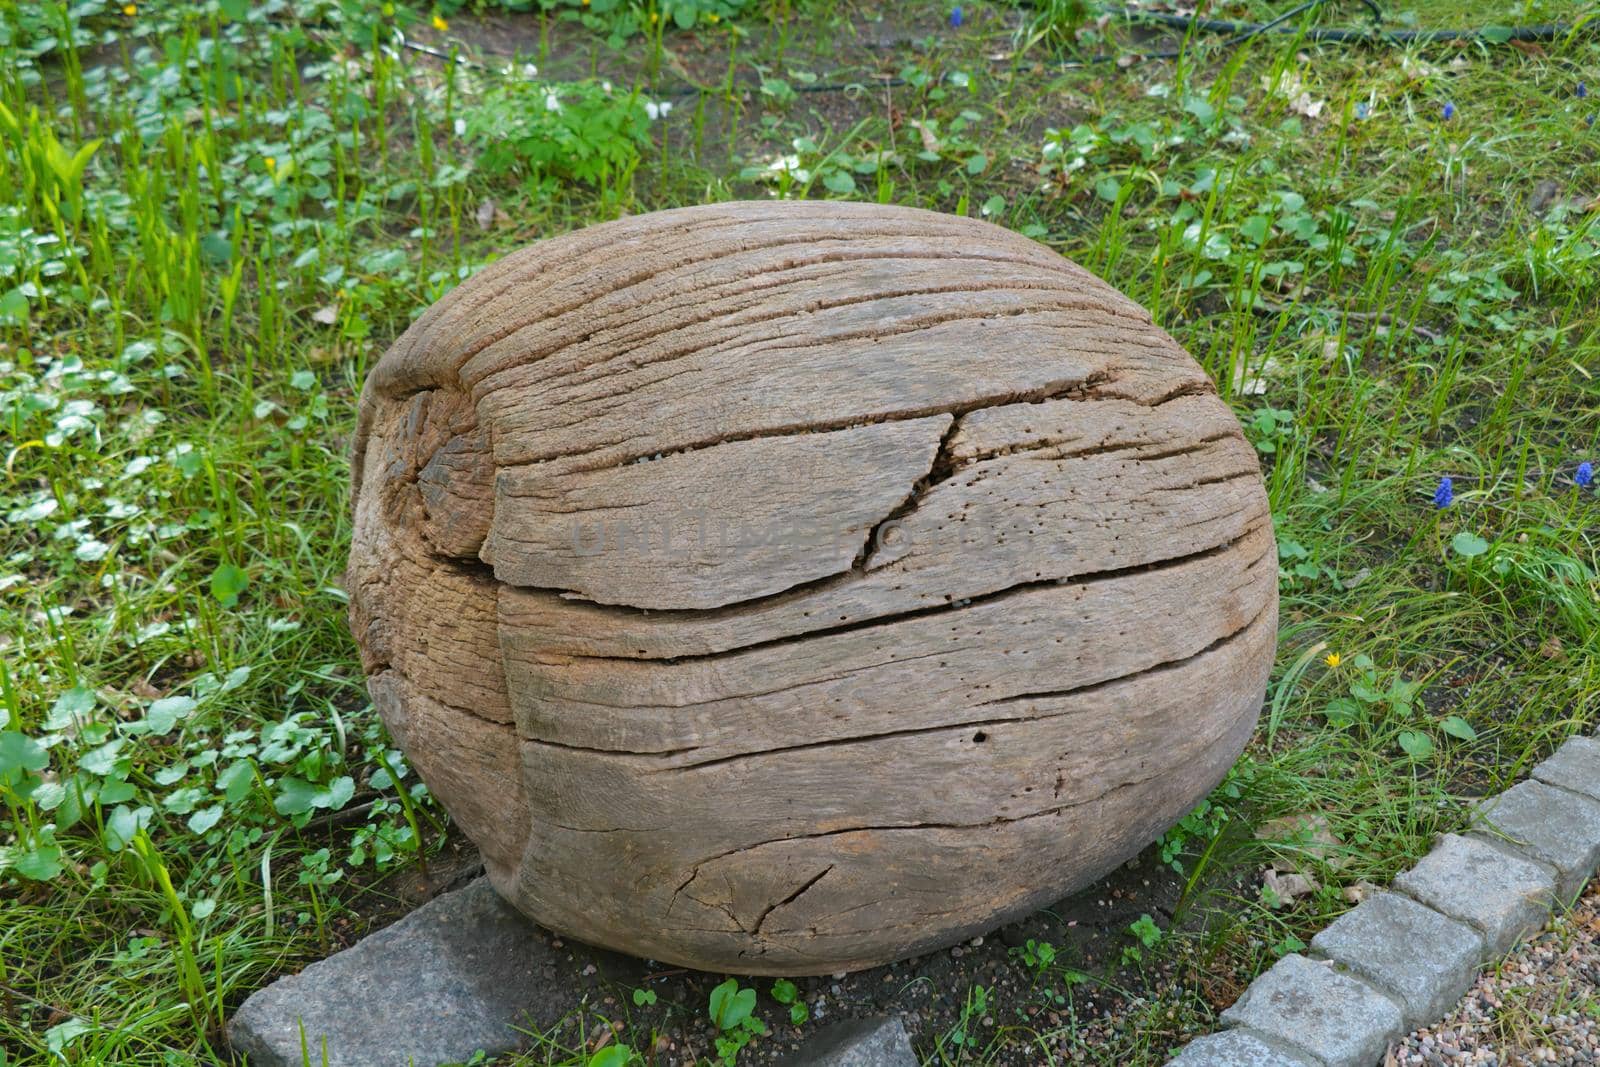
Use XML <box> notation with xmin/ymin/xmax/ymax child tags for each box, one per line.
<box><xmin>973</xmin><ymin>731</ymin><xmax>988</xmax><ymax>743</ymax></box>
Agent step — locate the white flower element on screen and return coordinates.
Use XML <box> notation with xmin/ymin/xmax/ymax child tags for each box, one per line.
<box><xmin>645</xmin><ymin>99</ymin><xmax>673</xmax><ymax>121</ymax></box>
<box><xmin>544</xmin><ymin>90</ymin><xmax>561</xmax><ymax>112</ymax></box>
<box><xmin>521</xmin><ymin>62</ymin><xmax>538</xmax><ymax>78</ymax></box>
<box><xmin>749</xmin><ymin>153</ymin><xmax>806</xmax><ymax>183</ymax></box>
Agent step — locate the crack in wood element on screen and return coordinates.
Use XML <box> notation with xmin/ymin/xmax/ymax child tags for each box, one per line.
<box><xmin>492</xmin><ymin>365</ymin><xmax>1142</xmax><ymax>478</ymax></box>
<box><xmin>489</xmin><ymin>267</ymin><xmax>1136</xmax><ymax>401</ymax></box>
<box><xmin>751</xmin><ymin>865</ymin><xmax>836</xmax><ymax>937</ymax></box>
<box><xmin>980</xmin><ymin>595</ymin><xmax>1273</xmax><ymax>713</ymax></box>
<box><xmin>672</xmin><ymin>762</ymin><xmax>1182</xmax><ymax>877</ymax></box>
<box><xmin>380</xmin><ymin>213</ymin><xmax>1103</xmax><ymax>399</ymax></box>
<box><xmin>518</xmin><ymin>583</ymin><xmax>1271</xmax><ymax>768</ymax></box>
<box><xmin>537</xmin><ymin>521</ymin><xmax>1268</xmax><ymax>669</ymax></box>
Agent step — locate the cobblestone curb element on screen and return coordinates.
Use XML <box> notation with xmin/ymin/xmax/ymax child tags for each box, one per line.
<box><xmin>1165</xmin><ymin>732</ymin><xmax>1600</xmax><ymax>1067</ymax></box>
<box><xmin>227</xmin><ymin>878</ymin><xmax>569</xmax><ymax>1067</ymax></box>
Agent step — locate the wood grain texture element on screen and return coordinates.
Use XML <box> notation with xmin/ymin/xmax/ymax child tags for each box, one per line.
<box><xmin>347</xmin><ymin>200</ymin><xmax>1277</xmax><ymax>975</ymax></box>
<box><xmin>487</xmin><ymin>415</ymin><xmax>953</xmax><ymax>609</ymax></box>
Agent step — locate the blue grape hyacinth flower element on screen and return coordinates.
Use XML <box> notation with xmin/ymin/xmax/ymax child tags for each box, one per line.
<box><xmin>1578</xmin><ymin>461</ymin><xmax>1594</xmax><ymax>488</ymax></box>
<box><xmin>1434</xmin><ymin>476</ymin><xmax>1454</xmax><ymax>509</ymax></box>
<box><xmin>950</xmin><ymin>6</ymin><xmax>962</xmax><ymax>27</ymax></box>
<box><xmin>1442</xmin><ymin>102</ymin><xmax>1456</xmax><ymax>121</ymax></box>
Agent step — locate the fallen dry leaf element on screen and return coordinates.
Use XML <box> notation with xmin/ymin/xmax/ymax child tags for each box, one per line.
<box><xmin>908</xmin><ymin>120</ymin><xmax>941</xmax><ymax>154</ymax></box>
<box><xmin>1255</xmin><ymin>812</ymin><xmax>1348</xmax><ymax>872</ymax></box>
<box><xmin>1343</xmin><ymin>880</ymin><xmax>1380</xmax><ymax>904</ymax></box>
<box><xmin>1262</xmin><ymin>867</ymin><xmax>1319</xmax><ymax>907</ymax></box>
<box><xmin>1232</xmin><ymin>356</ymin><xmax>1282</xmax><ymax>396</ymax></box>
<box><xmin>1290</xmin><ymin>92</ymin><xmax>1325</xmax><ymax>119</ymax></box>
<box><xmin>475</xmin><ymin>198</ymin><xmax>511</xmax><ymax>231</ymax></box>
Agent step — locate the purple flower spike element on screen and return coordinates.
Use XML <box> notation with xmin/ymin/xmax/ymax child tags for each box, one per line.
<box><xmin>1579</xmin><ymin>82</ymin><xmax>1589</xmax><ymax>99</ymax></box>
<box><xmin>1578</xmin><ymin>461</ymin><xmax>1594</xmax><ymax>488</ymax></box>
<box><xmin>1434</xmin><ymin>476</ymin><xmax>1454</xmax><ymax>509</ymax></box>
<box><xmin>950</xmin><ymin>6</ymin><xmax>962</xmax><ymax>27</ymax></box>
<box><xmin>1442</xmin><ymin>102</ymin><xmax>1456</xmax><ymax>120</ymax></box>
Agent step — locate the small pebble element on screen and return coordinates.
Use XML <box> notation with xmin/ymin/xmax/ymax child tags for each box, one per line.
<box><xmin>1389</xmin><ymin>877</ymin><xmax>1600</xmax><ymax>1066</ymax></box>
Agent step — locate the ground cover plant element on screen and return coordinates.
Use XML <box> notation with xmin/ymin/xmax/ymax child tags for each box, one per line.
<box><xmin>1</xmin><ymin>0</ymin><xmax>1598</xmax><ymax>1063</ymax></box>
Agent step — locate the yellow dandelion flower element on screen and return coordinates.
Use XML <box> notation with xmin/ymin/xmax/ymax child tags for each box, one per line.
<box><xmin>264</xmin><ymin>156</ymin><xmax>277</xmax><ymax>171</ymax></box>
<box><xmin>122</xmin><ymin>3</ymin><xmax>136</xmax><ymax>14</ymax></box>
<box><xmin>431</xmin><ymin>13</ymin><xmax>448</xmax><ymax>31</ymax></box>
<box><xmin>1324</xmin><ymin>652</ymin><xmax>1341</xmax><ymax>668</ymax></box>
<box><xmin>707</xmin><ymin>11</ymin><xmax>718</xmax><ymax>20</ymax></box>
<box><xmin>649</xmin><ymin>11</ymin><xmax>658</xmax><ymax>22</ymax></box>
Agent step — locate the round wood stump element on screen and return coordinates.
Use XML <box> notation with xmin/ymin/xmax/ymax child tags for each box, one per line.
<box><xmin>347</xmin><ymin>201</ymin><xmax>1276</xmax><ymax>975</ymax></box>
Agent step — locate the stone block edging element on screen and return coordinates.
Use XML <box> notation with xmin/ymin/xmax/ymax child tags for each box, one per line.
<box><xmin>1166</xmin><ymin>732</ymin><xmax>1600</xmax><ymax>1067</ymax></box>
<box><xmin>226</xmin><ymin>878</ymin><xmax>920</xmax><ymax>1067</ymax></box>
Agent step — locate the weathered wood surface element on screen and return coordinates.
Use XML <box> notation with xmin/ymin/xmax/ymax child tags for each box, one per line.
<box><xmin>488</xmin><ymin>415</ymin><xmax>954</xmax><ymax>609</ymax></box>
<box><xmin>347</xmin><ymin>200</ymin><xmax>1277</xmax><ymax>975</ymax></box>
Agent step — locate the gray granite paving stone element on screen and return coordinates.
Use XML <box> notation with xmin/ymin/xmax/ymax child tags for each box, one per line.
<box><xmin>1219</xmin><ymin>953</ymin><xmax>1402</xmax><ymax>1067</ymax></box>
<box><xmin>1469</xmin><ymin>780</ymin><xmax>1600</xmax><ymax>901</ymax></box>
<box><xmin>1171</xmin><ymin>747</ymin><xmax>1600</xmax><ymax>1067</ymax></box>
<box><xmin>228</xmin><ymin>877</ymin><xmax>567</xmax><ymax>1067</ymax></box>
<box><xmin>1166</xmin><ymin>1028</ymin><xmax>1321</xmax><ymax>1067</ymax></box>
<box><xmin>1309</xmin><ymin>890</ymin><xmax>1483</xmax><ymax>1030</ymax></box>
<box><xmin>1532</xmin><ymin>736</ymin><xmax>1600</xmax><ymax>804</ymax></box>
<box><xmin>1394</xmin><ymin>833</ymin><xmax>1556</xmax><ymax>958</ymax></box>
<box><xmin>774</xmin><ymin>1015</ymin><xmax>917</xmax><ymax>1066</ymax></box>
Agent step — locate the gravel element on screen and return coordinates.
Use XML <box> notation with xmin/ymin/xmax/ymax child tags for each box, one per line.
<box><xmin>1388</xmin><ymin>877</ymin><xmax>1600</xmax><ymax>1067</ymax></box>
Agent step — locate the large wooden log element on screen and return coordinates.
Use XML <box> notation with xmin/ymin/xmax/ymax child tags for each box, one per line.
<box><xmin>347</xmin><ymin>200</ymin><xmax>1276</xmax><ymax>975</ymax></box>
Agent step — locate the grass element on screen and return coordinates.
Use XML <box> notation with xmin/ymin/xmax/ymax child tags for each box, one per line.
<box><xmin>1</xmin><ymin>0</ymin><xmax>1599</xmax><ymax>1063</ymax></box>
